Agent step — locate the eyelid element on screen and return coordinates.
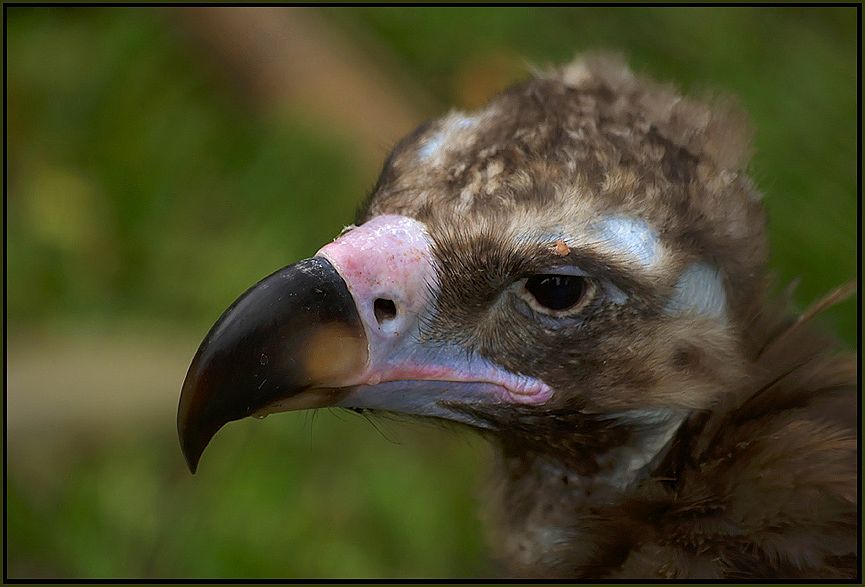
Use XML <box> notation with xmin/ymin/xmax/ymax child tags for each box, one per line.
<box><xmin>528</xmin><ymin>266</ymin><xmax>628</xmax><ymax>306</ymax></box>
<box><xmin>531</xmin><ymin>265</ymin><xmax>590</xmax><ymax>277</ymax></box>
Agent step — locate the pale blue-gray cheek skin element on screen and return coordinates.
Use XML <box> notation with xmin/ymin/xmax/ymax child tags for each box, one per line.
<box><xmin>603</xmin><ymin>281</ymin><xmax>628</xmax><ymax>305</ymax></box>
<box><xmin>664</xmin><ymin>262</ymin><xmax>728</xmax><ymax>320</ymax></box>
<box><xmin>593</xmin><ymin>216</ymin><xmax>662</xmax><ymax>270</ymax></box>
<box><xmin>334</xmin><ymin>380</ymin><xmax>500</xmax><ymax>428</ymax></box>
<box><xmin>588</xmin><ymin>218</ymin><xmax>727</xmax><ymax>319</ymax></box>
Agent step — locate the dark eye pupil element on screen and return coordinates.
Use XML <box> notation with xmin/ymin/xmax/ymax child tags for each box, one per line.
<box><xmin>525</xmin><ymin>275</ymin><xmax>586</xmax><ymax>311</ymax></box>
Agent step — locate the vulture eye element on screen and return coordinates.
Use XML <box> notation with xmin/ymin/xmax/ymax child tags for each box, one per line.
<box><xmin>520</xmin><ymin>274</ymin><xmax>594</xmax><ymax>316</ymax></box>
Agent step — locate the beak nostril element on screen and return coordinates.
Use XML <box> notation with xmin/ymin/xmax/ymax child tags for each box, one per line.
<box><xmin>374</xmin><ymin>298</ymin><xmax>398</xmax><ymax>325</ymax></box>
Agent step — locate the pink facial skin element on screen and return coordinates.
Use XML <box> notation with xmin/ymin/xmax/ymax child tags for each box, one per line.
<box><xmin>316</xmin><ymin>215</ymin><xmax>553</xmax><ymax>410</ymax></box>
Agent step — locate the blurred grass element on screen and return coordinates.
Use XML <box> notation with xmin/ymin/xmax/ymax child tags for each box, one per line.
<box><xmin>6</xmin><ymin>6</ymin><xmax>858</xmax><ymax>578</ymax></box>
<box><xmin>7</xmin><ymin>8</ymin><xmax>366</xmax><ymax>330</ymax></box>
<box><xmin>9</xmin><ymin>409</ymin><xmax>490</xmax><ymax>578</ymax></box>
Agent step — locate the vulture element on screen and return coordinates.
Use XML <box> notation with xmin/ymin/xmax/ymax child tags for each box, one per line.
<box><xmin>177</xmin><ymin>54</ymin><xmax>858</xmax><ymax>579</ymax></box>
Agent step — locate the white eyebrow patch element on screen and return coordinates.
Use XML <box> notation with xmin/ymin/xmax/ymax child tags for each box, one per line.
<box><xmin>452</xmin><ymin>115</ymin><xmax>477</xmax><ymax>129</ymax></box>
<box><xmin>418</xmin><ymin>135</ymin><xmax>442</xmax><ymax>160</ymax></box>
<box><xmin>593</xmin><ymin>216</ymin><xmax>662</xmax><ymax>269</ymax></box>
<box><xmin>418</xmin><ymin>114</ymin><xmax>478</xmax><ymax>162</ymax></box>
<box><xmin>665</xmin><ymin>263</ymin><xmax>727</xmax><ymax>319</ymax></box>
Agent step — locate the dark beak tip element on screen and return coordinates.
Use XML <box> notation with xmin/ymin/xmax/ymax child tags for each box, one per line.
<box><xmin>180</xmin><ymin>432</ymin><xmax>202</xmax><ymax>474</ymax></box>
<box><xmin>184</xmin><ymin>452</ymin><xmax>200</xmax><ymax>475</ymax></box>
<box><xmin>178</xmin><ymin>396</ymin><xmax>221</xmax><ymax>475</ymax></box>
<box><xmin>177</xmin><ymin>379</ymin><xmax>202</xmax><ymax>474</ymax></box>
<box><xmin>179</xmin><ymin>422</ymin><xmax>219</xmax><ymax>475</ymax></box>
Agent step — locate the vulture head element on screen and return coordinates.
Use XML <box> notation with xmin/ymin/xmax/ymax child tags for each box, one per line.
<box><xmin>178</xmin><ymin>54</ymin><xmax>856</xmax><ymax>578</ymax></box>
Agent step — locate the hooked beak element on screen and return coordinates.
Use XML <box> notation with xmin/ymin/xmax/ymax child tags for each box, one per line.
<box><xmin>177</xmin><ymin>257</ymin><xmax>367</xmax><ymax>473</ymax></box>
<box><xmin>178</xmin><ymin>215</ymin><xmax>553</xmax><ymax>473</ymax></box>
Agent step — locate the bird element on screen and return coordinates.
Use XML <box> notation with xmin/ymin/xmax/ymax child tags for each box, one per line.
<box><xmin>177</xmin><ymin>53</ymin><xmax>857</xmax><ymax>579</ymax></box>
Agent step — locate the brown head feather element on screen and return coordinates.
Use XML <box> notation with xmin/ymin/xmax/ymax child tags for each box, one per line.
<box><xmin>358</xmin><ymin>53</ymin><xmax>856</xmax><ymax>578</ymax></box>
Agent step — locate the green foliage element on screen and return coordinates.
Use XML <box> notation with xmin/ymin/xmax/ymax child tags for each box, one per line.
<box><xmin>8</xmin><ymin>414</ymin><xmax>489</xmax><ymax>578</ymax></box>
<box><xmin>6</xmin><ymin>6</ymin><xmax>857</xmax><ymax>578</ymax></box>
<box><xmin>8</xmin><ymin>8</ymin><xmax>363</xmax><ymax>332</ymax></box>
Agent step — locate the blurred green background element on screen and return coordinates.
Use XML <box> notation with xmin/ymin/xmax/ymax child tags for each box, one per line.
<box><xmin>6</xmin><ymin>6</ymin><xmax>857</xmax><ymax>579</ymax></box>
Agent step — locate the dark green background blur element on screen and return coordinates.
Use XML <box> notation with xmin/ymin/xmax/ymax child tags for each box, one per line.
<box><xmin>6</xmin><ymin>6</ymin><xmax>858</xmax><ymax>579</ymax></box>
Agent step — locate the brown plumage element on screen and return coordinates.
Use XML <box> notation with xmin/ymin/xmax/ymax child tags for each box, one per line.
<box><xmin>179</xmin><ymin>53</ymin><xmax>857</xmax><ymax>579</ymax></box>
<box><xmin>357</xmin><ymin>54</ymin><xmax>857</xmax><ymax>578</ymax></box>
